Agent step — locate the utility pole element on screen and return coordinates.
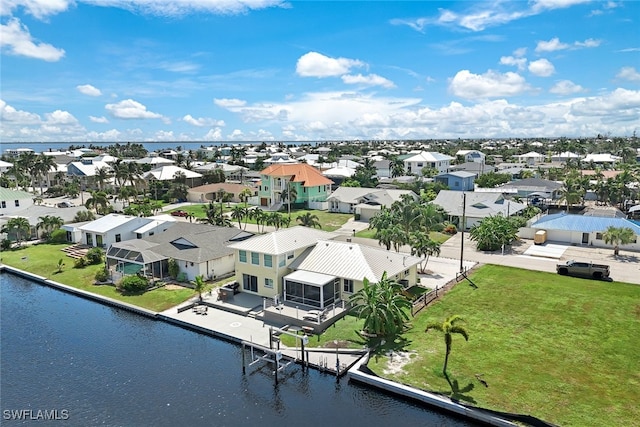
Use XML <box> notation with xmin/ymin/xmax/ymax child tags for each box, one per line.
<box><xmin>460</xmin><ymin>192</ymin><xmax>466</xmax><ymax>273</ymax></box>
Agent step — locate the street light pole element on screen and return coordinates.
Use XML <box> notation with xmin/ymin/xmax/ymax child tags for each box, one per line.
<box><xmin>460</xmin><ymin>192</ymin><xmax>466</xmax><ymax>273</ymax></box>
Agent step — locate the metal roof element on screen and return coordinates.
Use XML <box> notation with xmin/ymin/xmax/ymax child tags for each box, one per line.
<box><xmin>79</xmin><ymin>214</ymin><xmax>147</xmax><ymax>233</ymax></box>
<box><xmin>289</xmin><ymin>239</ymin><xmax>422</xmax><ymax>283</ymax></box>
<box><xmin>228</xmin><ymin>226</ymin><xmax>339</xmax><ymax>255</ymax></box>
<box><xmin>532</xmin><ymin>213</ymin><xmax>640</xmax><ymax>234</ymax></box>
<box><xmin>284</xmin><ymin>270</ymin><xmax>336</xmax><ymax>286</ymax></box>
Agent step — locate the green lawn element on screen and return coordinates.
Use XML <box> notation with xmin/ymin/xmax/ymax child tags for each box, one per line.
<box><xmin>1</xmin><ymin>244</ymin><xmax>195</xmax><ymax>312</ymax></box>
<box><xmin>364</xmin><ymin>265</ymin><xmax>640</xmax><ymax>427</ymax></box>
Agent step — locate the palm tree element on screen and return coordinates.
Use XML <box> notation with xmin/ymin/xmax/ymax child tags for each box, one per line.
<box><xmin>230</xmin><ymin>205</ymin><xmax>247</xmax><ymax>229</ymax></box>
<box><xmin>85</xmin><ymin>191</ymin><xmax>110</xmax><ymax>215</ymax></box>
<box><xmin>192</xmin><ymin>275</ymin><xmax>206</xmax><ymax>301</ymax></box>
<box><xmin>375</xmin><ymin>227</ymin><xmax>394</xmax><ymax>251</ymax></box>
<box><xmin>349</xmin><ymin>272</ymin><xmax>411</xmax><ymax>337</ymax></box>
<box><xmin>95</xmin><ymin>166</ymin><xmax>112</xmax><ymax>191</ymax></box>
<box><xmin>36</xmin><ymin>215</ymin><xmax>64</xmax><ymax>239</ymax></box>
<box><xmin>34</xmin><ymin>154</ymin><xmax>57</xmax><ymax>195</ymax></box>
<box><xmin>267</xmin><ymin>212</ymin><xmax>283</xmax><ymax>230</ymax></box>
<box><xmin>281</xmin><ymin>182</ymin><xmax>298</xmax><ymax>218</ymax></box>
<box><xmin>238</xmin><ymin>188</ymin><xmax>253</xmax><ymax>207</ymax></box>
<box><xmin>250</xmin><ymin>207</ymin><xmax>266</xmax><ymax>232</ymax></box>
<box><xmin>425</xmin><ymin>315</ymin><xmax>469</xmax><ymax>375</ymax></box>
<box><xmin>602</xmin><ymin>226</ymin><xmax>636</xmax><ymax>256</ymax></box>
<box><xmin>296</xmin><ymin>212</ymin><xmax>321</xmax><ymax>228</ymax></box>
<box><xmin>2</xmin><ymin>217</ymin><xmax>31</xmax><ymax>245</ymax></box>
<box><xmin>17</xmin><ymin>151</ymin><xmax>38</xmax><ymax>192</ymax></box>
<box><xmin>410</xmin><ymin>232</ymin><xmax>441</xmax><ymax>272</ymax></box>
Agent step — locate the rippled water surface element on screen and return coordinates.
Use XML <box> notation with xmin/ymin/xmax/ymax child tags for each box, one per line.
<box><xmin>1</xmin><ymin>274</ymin><xmax>478</xmax><ymax>426</ymax></box>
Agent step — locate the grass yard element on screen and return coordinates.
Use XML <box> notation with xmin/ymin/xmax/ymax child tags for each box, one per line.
<box><xmin>364</xmin><ymin>265</ymin><xmax>640</xmax><ymax>427</ymax></box>
<box><xmin>1</xmin><ymin>244</ymin><xmax>195</xmax><ymax>312</ymax></box>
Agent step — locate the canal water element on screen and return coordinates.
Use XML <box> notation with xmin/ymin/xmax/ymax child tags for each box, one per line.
<box><xmin>1</xmin><ymin>274</ymin><xmax>478</xmax><ymax>426</ymax></box>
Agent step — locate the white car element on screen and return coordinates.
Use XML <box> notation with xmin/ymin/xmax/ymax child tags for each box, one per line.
<box><xmin>57</xmin><ymin>201</ymin><xmax>76</xmax><ymax>208</ymax></box>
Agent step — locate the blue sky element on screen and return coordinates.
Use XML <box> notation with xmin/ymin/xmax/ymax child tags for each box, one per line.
<box><xmin>1</xmin><ymin>0</ymin><xmax>639</xmax><ymax>143</ymax></box>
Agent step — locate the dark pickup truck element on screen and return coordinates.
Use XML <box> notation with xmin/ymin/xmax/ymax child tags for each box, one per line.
<box><xmin>556</xmin><ymin>260</ymin><xmax>611</xmax><ymax>280</ymax></box>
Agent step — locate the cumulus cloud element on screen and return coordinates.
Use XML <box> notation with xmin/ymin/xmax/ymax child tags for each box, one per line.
<box><xmin>105</xmin><ymin>99</ymin><xmax>164</xmax><ymax>120</ymax></box>
<box><xmin>296</xmin><ymin>52</ymin><xmax>365</xmax><ymax>78</ymax></box>
<box><xmin>341</xmin><ymin>73</ymin><xmax>395</xmax><ymax>88</ymax></box>
<box><xmin>549</xmin><ymin>80</ymin><xmax>586</xmax><ymax>95</ymax></box>
<box><xmin>528</xmin><ymin>58</ymin><xmax>555</xmax><ymax>77</ymax></box>
<box><xmin>0</xmin><ymin>18</ymin><xmax>65</xmax><ymax>61</ymax></box>
<box><xmin>616</xmin><ymin>66</ymin><xmax>640</xmax><ymax>82</ymax></box>
<box><xmin>0</xmin><ymin>99</ymin><xmax>41</xmax><ymax>124</ymax></box>
<box><xmin>89</xmin><ymin>116</ymin><xmax>109</xmax><ymax>123</ymax></box>
<box><xmin>45</xmin><ymin>110</ymin><xmax>78</xmax><ymax>125</ymax></box>
<box><xmin>449</xmin><ymin>70</ymin><xmax>531</xmax><ymax>99</ymax></box>
<box><xmin>204</xmin><ymin>127</ymin><xmax>223</xmax><ymax>140</ymax></box>
<box><xmin>182</xmin><ymin>114</ymin><xmax>225</xmax><ymax>127</ymax></box>
<box><xmin>214</xmin><ymin>98</ymin><xmax>246</xmax><ymax>108</ymax></box>
<box><xmin>535</xmin><ymin>37</ymin><xmax>601</xmax><ymax>53</ymax></box>
<box><xmin>77</xmin><ymin>84</ymin><xmax>102</xmax><ymax>97</ymax></box>
<box><xmin>500</xmin><ymin>56</ymin><xmax>527</xmax><ymax>71</ymax></box>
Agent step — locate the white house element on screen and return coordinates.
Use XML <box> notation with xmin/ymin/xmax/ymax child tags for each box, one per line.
<box><xmin>327</xmin><ymin>187</ymin><xmax>417</xmax><ymax>219</ymax></box>
<box><xmin>78</xmin><ymin>214</ymin><xmax>175</xmax><ymax>248</ymax></box>
<box><xmin>456</xmin><ymin>150</ymin><xmax>486</xmax><ymax>164</ymax></box>
<box><xmin>0</xmin><ymin>188</ymin><xmax>34</xmax><ymax>215</ymax></box>
<box><xmin>515</xmin><ymin>152</ymin><xmax>546</xmax><ymax>166</ymax></box>
<box><xmin>432</xmin><ymin>190</ymin><xmax>526</xmax><ymax>229</ymax></box>
<box><xmin>403</xmin><ymin>151</ymin><xmax>454</xmax><ymax>175</ymax></box>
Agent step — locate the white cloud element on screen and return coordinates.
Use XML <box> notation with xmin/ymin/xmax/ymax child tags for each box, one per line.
<box><xmin>531</xmin><ymin>0</ymin><xmax>592</xmax><ymax>12</ymax></box>
<box><xmin>535</xmin><ymin>37</ymin><xmax>569</xmax><ymax>52</ymax></box>
<box><xmin>204</xmin><ymin>127</ymin><xmax>223</xmax><ymax>140</ymax></box>
<box><xmin>89</xmin><ymin>116</ymin><xmax>109</xmax><ymax>123</ymax></box>
<box><xmin>296</xmin><ymin>52</ymin><xmax>365</xmax><ymax>78</ymax></box>
<box><xmin>0</xmin><ymin>99</ymin><xmax>41</xmax><ymax>124</ymax></box>
<box><xmin>87</xmin><ymin>0</ymin><xmax>287</xmax><ymax>17</ymax></box>
<box><xmin>616</xmin><ymin>66</ymin><xmax>640</xmax><ymax>82</ymax></box>
<box><xmin>182</xmin><ymin>114</ymin><xmax>225</xmax><ymax>127</ymax></box>
<box><xmin>500</xmin><ymin>56</ymin><xmax>527</xmax><ymax>71</ymax></box>
<box><xmin>449</xmin><ymin>70</ymin><xmax>531</xmax><ymax>99</ymax></box>
<box><xmin>549</xmin><ymin>80</ymin><xmax>586</xmax><ymax>95</ymax></box>
<box><xmin>228</xmin><ymin>129</ymin><xmax>245</xmax><ymax>140</ymax></box>
<box><xmin>45</xmin><ymin>110</ymin><xmax>78</xmax><ymax>125</ymax></box>
<box><xmin>535</xmin><ymin>37</ymin><xmax>601</xmax><ymax>53</ymax></box>
<box><xmin>0</xmin><ymin>0</ymin><xmax>71</xmax><ymax>20</ymax></box>
<box><xmin>0</xmin><ymin>18</ymin><xmax>65</xmax><ymax>61</ymax></box>
<box><xmin>341</xmin><ymin>73</ymin><xmax>395</xmax><ymax>88</ymax></box>
<box><xmin>77</xmin><ymin>84</ymin><xmax>102</xmax><ymax>97</ymax></box>
<box><xmin>528</xmin><ymin>58</ymin><xmax>555</xmax><ymax>77</ymax></box>
<box><xmin>570</xmin><ymin>88</ymin><xmax>640</xmax><ymax>117</ymax></box>
<box><xmin>105</xmin><ymin>99</ymin><xmax>164</xmax><ymax>120</ymax></box>
<box><xmin>214</xmin><ymin>98</ymin><xmax>246</xmax><ymax>108</ymax></box>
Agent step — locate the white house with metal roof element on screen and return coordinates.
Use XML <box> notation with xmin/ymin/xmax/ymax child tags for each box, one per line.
<box><xmin>0</xmin><ymin>188</ymin><xmax>33</xmax><ymax>216</ymax></box>
<box><xmin>228</xmin><ymin>226</ymin><xmax>339</xmax><ymax>298</ymax></box>
<box><xmin>403</xmin><ymin>151</ymin><xmax>454</xmax><ymax>175</ymax></box>
<box><xmin>327</xmin><ymin>187</ymin><xmax>417</xmax><ymax>220</ymax></box>
<box><xmin>432</xmin><ymin>190</ymin><xmax>526</xmax><ymax>230</ymax></box>
<box><xmin>78</xmin><ymin>213</ymin><xmax>175</xmax><ymax>248</ymax></box>
<box><xmin>285</xmin><ymin>239</ymin><xmax>422</xmax><ymax>309</ymax></box>
<box><xmin>520</xmin><ymin>212</ymin><xmax>640</xmax><ymax>250</ymax></box>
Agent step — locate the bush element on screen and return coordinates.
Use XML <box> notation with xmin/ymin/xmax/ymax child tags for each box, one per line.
<box><xmin>94</xmin><ymin>268</ymin><xmax>110</xmax><ymax>283</ymax></box>
<box><xmin>85</xmin><ymin>247</ymin><xmax>104</xmax><ymax>265</ymax></box>
<box><xmin>444</xmin><ymin>224</ymin><xmax>457</xmax><ymax>235</ymax></box>
<box><xmin>168</xmin><ymin>258</ymin><xmax>180</xmax><ymax>280</ymax></box>
<box><xmin>48</xmin><ymin>229</ymin><xmax>67</xmax><ymax>243</ymax></box>
<box><xmin>118</xmin><ymin>275</ymin><xmax>149</xmax><ymax>294</ymax></box>
<box><xmin>1</xmin><ymin>239</ymin><xmax>11</xmax><ymax>251</ymax></box>
<box><xmin>74</xmin><ymin>257</ymin><xmax>87</xmax><ymax>268</ymax></box>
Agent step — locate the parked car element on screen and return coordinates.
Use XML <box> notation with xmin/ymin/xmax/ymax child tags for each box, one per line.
<box><xmin>57</xmin><ymin>201</ymin><xmax>76</xmax><ymax>208</ymax></box>
<box><xmin>170</xmin><ymin>210</ymin><xmax>189</xmax><ymax>217</ymax></box>
<box><xmin>556</xmin><ymin>260</ymin><xmax>611</xmax><ymax>280</ymax></box>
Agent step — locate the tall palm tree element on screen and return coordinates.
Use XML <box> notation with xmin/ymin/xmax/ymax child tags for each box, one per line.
<box><xmin>296</xmin><ymin>212</ymin><xmax>321</xmax><ymax>228</ymax></box>
<box><xmin>36</xmin><ymin>215</ymin><xmax>63</xmax><ymax>239</ymax></box>
<box><xmin>410</xmin><ymin>232</ymin><xmax>441</xmax><ymax>272</ymax></box>
<box><xmin>230</xmin><ymin>205</ymin><xmax>247</xmax><ymax>229</ymax></box>
<box><xmin>17</xmin><ymin>151</ymin><xmax>38</xmax><ymax>192</ymax></box>
<box><xmin>267</xmin><ymin>212</ymin><xmax>283</xmax><ymax>230</ymax></box>
<box><xmin>602</xmin><ymin>226</ymin><xmax>636</xmax><ymax>256</ymax></box>
<box><xmin>34</xmin><ymin>154</ymin><xmax>57</xmax><ymax>195</ymax></box>
<box><xmin>425</xmin><ymin>315</ymin><xmax>469</xmax><ymax>375</ymax></box>
<box><xmin>95</xmin><ymin>166</ymin><xmax>112</xmax><ymax>191</ymax></box>
<box><xmin>239</xmin><ymin>188</ymin><xmax>253</xmax><ymax>207</ymax></box>
<box><xmin>281</xmin><ymin>181</ymin><xmax>298</xmax><ymax>218</ymax></box>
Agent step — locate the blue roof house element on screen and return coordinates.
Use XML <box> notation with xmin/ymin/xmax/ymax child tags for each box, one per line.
<box><xmin>525</xmin><ymin>212</ymin><xmax>640</xmax><ymax>251</ymax></box>
<box><xmin>434</xmin><ymin>171</ymin><xmax>475</xmax><ymax>192</ymax></box>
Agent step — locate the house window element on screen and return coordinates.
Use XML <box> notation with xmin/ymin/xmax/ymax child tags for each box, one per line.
<box><xmin>251</xmin><ymin>252</ymin><xmax>260</xmax><ymax>265</ymax></box>
<box><xmin>596</xmin><ymin>233</ymin><xmax>603</xmax><ymax>240</ymax></box>
<box><xmin>264</xmin><ymin>254</ymin><xmax>272</xmax><ymax>267</ymax></box>
<box><xmin>136</xmin><ymin>233</ymin><xmax>142</xmax><ymax>239</ymax></box>
<box><xmin>286</xmin><ymin>251</ymin><xmax>294</xmax><ymax>260</ymax></box>
<box><xmin>149</xmin><ymin>232</ymin><xmax>154</xmax><ymax>236</ymax></box>
<box><xmin>417</xmin><ymin>163</ymin><xmax>423</xmax><ymax>168</ymax></box>
<box><xmin>1</xmin><ymin>201</ymin><xmax>5</xmax><ymax>208</ymax></box>
<box><xmin>115</xmin><ymin>234</ymin><xmax>121</xmax><ymax>243</ymax></box>
<box><xmin>242</xmin><ymin>274</ymin><xmax>258</xmax><ymax>292</ymax></box>
<box><xmin>404</xmin><ymin>269</ymin><xmax>410</xmax><ymax>276</ymax></box>
<box><xmin>455</xmin><ymin>181</ymin><xmax>460</xmax><ymax>187</ymax></box>
<box><xmin>278</xmin><ymin>255</ymin><xmax>286</xmax><ymax>267</ymax></box>
<box><xmin>343</xmin><ymin>278</ymin><xmax>354</xmax><ymax>293</ymax></box>
<box><xmin>14</xmin><ymin>200</ymin><xmax>19</xmax><ymax>207</ymax></box>
<box><xmin>239</xmin><ymin>250</ymin><xmax>247</xmax><ymax>263</ymax></box>
<box><xmin>264</xmin><ymin>278</ymin><xmax>274</xmax><ymax>289</ymax></box>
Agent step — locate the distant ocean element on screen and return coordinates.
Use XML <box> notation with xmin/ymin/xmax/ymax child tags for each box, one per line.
<box><xmin>1</xmin><ymin>140</ymin><xmax>319</xmax><ymax>154</ymax></box>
